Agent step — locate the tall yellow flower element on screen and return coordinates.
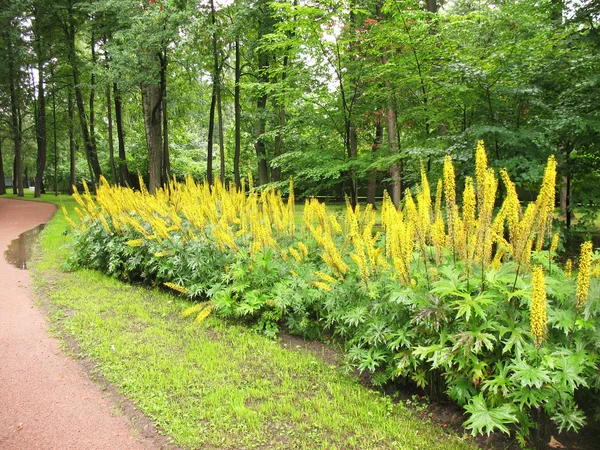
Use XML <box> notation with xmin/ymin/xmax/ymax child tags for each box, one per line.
<box><xmin>434</xmin><ymin>179</ymin><xmax>443</xmax><ymax>222</ymax></box>
<box><xmin>443</xmin><ymin>155</ymin><xmax>456</xmax><ymax>214</ymax></box>
<box><xmin>576</xmin><ymin>241</ymin><xmax>593</xmax><ymax>309</ymax></box>
<box><xmin>530</xmin><ymin>265</ymin><xmax>547</xmax><ymax>347</ymax></box>
<box><xmin>565</xmin><ymin>259</ymin><xmax>573</xmax><ymax>278</ymax></box>
<box><xmin>475</xmin><ymin>140</ymin><xmax>488</xmax><ymax>211</ymax></box>
<box><xmin>443</xmin><ymin>155</ymin><xmax>457</xmax><ymax>256</ymax></box>
<box><xmin>534</xmin><ymin>155</ymin><xmax>557</xmax><ymax>252</ymax></box>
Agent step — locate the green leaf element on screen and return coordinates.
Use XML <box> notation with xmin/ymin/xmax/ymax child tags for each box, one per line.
<box><xmin>510</xmin><ymin>359</ymin><xmax>551</xmax><ymax>389</ymax></box>
<box><xmin>464</xmin><ymin>394</ymin><xmax>518</xmax><ymax>436</ymax></box>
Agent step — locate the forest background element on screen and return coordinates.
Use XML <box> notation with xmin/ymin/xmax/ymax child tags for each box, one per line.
<box><xmin>1</xmin><ymin>0</ymin><xmax>599</xmax><ymax>228</ymax></box>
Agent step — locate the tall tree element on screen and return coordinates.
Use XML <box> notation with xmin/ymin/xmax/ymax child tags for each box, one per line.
<box><xmin>4</xmin><ymin>23</ymin><xmax>24</xmax><ymax>197</ymax></box>
<box><xmin>33</xmin><ymin>4</ymin><xmax>48</xmax><ymax>198</ymax></box>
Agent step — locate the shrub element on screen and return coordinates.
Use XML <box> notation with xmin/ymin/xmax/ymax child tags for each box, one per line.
<box><xmin>67</xmin><ymin>142</ymin><xmax>600</xmax><ymax>445</ymax></box>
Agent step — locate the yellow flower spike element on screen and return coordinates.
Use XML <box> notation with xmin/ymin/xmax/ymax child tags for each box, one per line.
<box><xmin>289</xmin><ymin>247</ymin><xmax>303</xmax><ymax>263</ymax></box>
<box><xmin>194</xmin><ymin>304</ymin><xmax>213</xmax><ymax>323</ymax></box>
<box><xmin>530</xmin><ymin>265</ymin><xmax>547</xmax><ymax>347</ymax></box>
<box><xmin>290</xmin><ymin>270</ymin><xmax>298</xmax><ymax>277</ymax></box>
<box><xmin>125</xmin><ymin>239</ymin><xmax>144</xmax><ymax>247</ymax></box>
<box><xmin>490</xmin><ymin>249</ymin><xmax>504</xmax><ymax>270</ymax></box>
<box><xmin>475</xmin><ymin>140</ymin><xmax>488</xmax><ymax>211</ymax></box>
<box><xmin>248</xmin><ymin>172</ymin><xmax>254</xmax><ymax>191</ymax></box>
<box><xmin>443</xmin><ymin>155</ymin><xmax>457</xmax><ymax>254</ymax></box>
<box><xmin>534</xmin><ymin>155</ymin><xmax>557</xmax><ymax>252</ymax></box>
<box><xmin>62</xmin><ymin>205</ymin><xmax>78</xmax><ymax>229</ymax></box>
<box><xmin>311</xmin><ymin>281</ymin><xmax>332</xmax><ymax>291</ymax></box>
<box><xmin>565</xmin><ymin>259</ymin><xmax>573</xmax><ymax>278</ymax></box>
<box><xmin>434</xmin><ymin>179</ymin><xmax>443</xmax><ymax>222</ymax></box>
<box><xmin>550</xmin><ymin>233</ymin><xmax>560</xmax><ymax>254</ymax></box>
<box><xmin>164</xmin><ymin>282</ymin><xmax>190</xmax><ymax>295</ymax></box>
<box><xmin>315</xmin><ymin>271</ymin><xmax>336</xmax><ymax>283</ymax></box>
<box><xmin>298</xmin><ymin>241</ymin><xmax>309</xmax><ymax>258</ymax></box>
<box><xmin>443</xmin><ymin>155</ymin><xmax>456</xmax><ymax>213</ymax></box>
<box><xmin>576</xmin><ymin>241</ymin><xmax>593</xmax><ymax>309</ymax></box>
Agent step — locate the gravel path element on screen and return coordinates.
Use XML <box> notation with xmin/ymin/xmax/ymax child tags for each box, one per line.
<box><xmin>0</xmin><ymin>198</ymin><xmax>158</xmax><ymax>450</ymax></box>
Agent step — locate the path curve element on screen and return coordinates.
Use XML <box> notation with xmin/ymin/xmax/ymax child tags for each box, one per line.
<box><xmin>0</xmin><ymin>198</ymin><xmax>157</xmax><ymax>450</ymax></box>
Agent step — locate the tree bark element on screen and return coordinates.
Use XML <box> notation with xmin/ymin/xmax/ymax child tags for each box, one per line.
<box><xmin>6</xmin><ymin>29</ymin><xmax>23</xmax><ymax>197</ymax></box>
<box><xmin>113</xmin><ymin>83</ymin><xmax>129</xmax><ymax>186</ymax></box>
<box><xmin>255</xmin><ymin>48</ymin><xmax>269</xmax><ymax>186</ymax></box>
<box><xmin>217</xmin><ymin>77</ymin><xmax>225</xmax><ymax>184</ymax></box>
<box><xmin>234</xmin><ymin>35</ymin><xmax>241</xmax><ymax>189</ymax></box>
<box><xmin>89</xmin><ymin>31</ymin><xmax>97</xmax><ymax>183</ymax></box>
<box><xmin>34</xmin><ymin>11</ymin><xmax>47</xmax><ymax>198</ymax></box>
<box><xmin>67</xmin><ymin>15</ymin><xmax>101</xmax><ymax>188</ymax></box>
<box><xmin>159</xmin><ymin>49</ymin><xmax>170</xmax><ymax>185</ymax></box>
<box><xmin>68</xmin><ymin>89</ymin><xmax>76</xmax><ymax>194</ymax></box>
<box><xmin>347</xmin><ymin>124</ymin><xmax>358</xmax><ymax>207</ymax></box>
<box><xmin>255</xmin><ymin>94</ymin><xmax>269</xmax><ymax>186</ymax></box>
<box><xmin>207</xmin><ymin>0</ymin><xmax>219</xmax><ymax>186</ymax></box>
<box><xmin>0</xmin><ymin>140</ymin><xmax>5</xmax><ymax>195</ymax></box>
<box><xmin>141</xmin><ymin>83</ymin><xmax>163</xmax><ymax>193</ymax></box>
<box><xmin>272</xmin><ymin>55</ymin><xmax>288</xmax><ymax>184</ymax></box>
<box><xmin>385</xmin><ymin>83</ymin><xmax>401</xmax><ymax>208</ymax></box>
<box><xmin>106</xmin><ymin>85</ymin><xmax>117</xmax><ymax>183</ymax></box>
<box><xmin>207</xmin><ymin>83</ymin><xmax>216</xmax><ymax>185</ymax></box>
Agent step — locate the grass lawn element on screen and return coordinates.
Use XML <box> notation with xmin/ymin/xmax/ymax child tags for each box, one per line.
<box><xmin>6</xmin><ymin>192</ymin><xmax>479</xmax><ymax>449</ymax></box>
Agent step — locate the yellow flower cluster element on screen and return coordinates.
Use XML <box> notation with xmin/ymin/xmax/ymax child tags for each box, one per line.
<box><xmin>68</xmin><ymin>142</ymin><xmax>591</xmax><ymax>317</ymax></box>
<box><xmin>530</xmin><ymin>265</ymin><xmax>547</xmax><ymax>347</ymax></box>
<box><xmin>576</xmin><ymin>241</ymin><xmax>593</xmax><ymax>309</ymax></box>
<box><xmin>70</xmin><ymin>175</ymin><xmax>297</xmax><ymax>258</ymax></box>
<box><xmin>164</xmin><ymin>282</ymin><xmax>190</xmax><ymax>295</ymax></box>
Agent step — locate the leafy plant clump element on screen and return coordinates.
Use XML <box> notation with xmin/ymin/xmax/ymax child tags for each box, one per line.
<box><xmin>67</xmin><ymin>142</ymin><xmax>600</xmax><ymax>445</ymax></box>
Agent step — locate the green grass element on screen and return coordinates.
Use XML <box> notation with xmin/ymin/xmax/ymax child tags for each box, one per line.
<box><xmin>10</xmin><ymin>192</ymin><xmax>479</xmax><ymax>449</ymax></box>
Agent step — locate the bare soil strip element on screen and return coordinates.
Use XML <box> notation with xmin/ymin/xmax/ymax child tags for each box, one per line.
<box><xmin>0</xmin><ymin>198</ymin><xmax>158</xmax><ymax>450</ymax></box>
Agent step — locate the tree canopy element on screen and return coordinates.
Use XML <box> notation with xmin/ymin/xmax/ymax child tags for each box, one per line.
<box><xmin>1</xmin><ymin>0</ymin><xmax>599</xmax><ymax>224</ymax></box>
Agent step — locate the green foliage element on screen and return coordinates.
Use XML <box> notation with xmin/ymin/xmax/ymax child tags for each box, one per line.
<box><xmin>70</xmin><ymin>195</ymin><xmax>600</xmax><ymax>446</ymax></box>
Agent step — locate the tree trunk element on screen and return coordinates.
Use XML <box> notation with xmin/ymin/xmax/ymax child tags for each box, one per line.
<box><xmin>207</xmin><ymin>83</ymin><xmax>216</xmax><ymax>186</ymax></box>
<box><xmin>113</xmin><ymin>83</ymin><xmax>129</xmax><ymax>186</ymax></box>
<box><xmin>0</xmin><ymin>140</ymin><xmax>5</xmax><ymax>195</ymax></box>
<box><xmin>34</xmin><ymin>10</ymin><xmax>47</xmax><ymax>198</ymax></box>
<box><xmin>217</xmin><ymin>77</ymin><xmax>225</xmax><ymax>184</ymax></box>
<box><xmin>272</xmin><ymin>55</ymin><xmax>288</xmax><ymax>184</ymax></box>
<box><xmin>89</xmin><ymin>31</ymin><xmax>97</xmax><ymax>184</ymax></box>
<box><xmin>141</xmin><ymin>83</ymin><xmax>163</xmax><ymax>193</ymax></box>
<box><xmin>234</xmin><ymin>35</ymin><xmax>241</xmax><ymax>189</ymax></box>
<box><xmin>385</xmin><ymin>83</ymin><xmax>401</xmax><ymax>208</ymax></box>
<box><xmin>347</xmin><ymin>124</ymin><xmax>358</xmax><ymax>208</ymax></box>
<box><xmin>67</xmin><ymin>17</ymin><xmax>101</xmax><ymax>188</ymax></box>
<box><xmin>68</xmin><ymin>89</ymin><xmax>76</xmax><ymax>194</ymax></box>
<box><xmin>207</xmin><ymin>0</ymin><xmax>219</xmax><ymax>186</ymax></box>
<box><xmin>367</xmin><ymin>120</ymin><xmax>383</xmax><ymax>207</ymax></box>
<box><xmin>255</xmin><ymin>47</ymin><xmax>269</xmax><ymax>186</ymax></box>
<box><xmin>272</xmin><ymin>103</ymin><xmax>285</xmax><ymax>183</ymax></box>
<box><xmin>255</xmin><ymin>94</ymin><xmax>269</xmax><ymax>186</ymax></box>
<box><xmin>13</xmin><ymin>155</ymin><xmax>17</xmax><ymax>195</ymax></box>
<box><xmin>51</xmin><ymin>65</ymin><xmax>58</xmax><ymax>195</ymax></box>
<box><xmin>160</xmin><ymin>49</ymin><xmax>170</xmax><ymax>185</ymax></box>
<box><xmin>6</xmin><ymin>29</ymin><xmax>23</xmax><ymax>197</ymax></box>
<box><xmin>106</xmin><ymin>85</ymin><xmax>117</xmax><ymax>184</ymax></box>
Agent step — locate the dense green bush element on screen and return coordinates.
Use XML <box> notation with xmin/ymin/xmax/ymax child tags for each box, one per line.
<box><xmin>67</xmin><ymin>151</ymin><xmax>600</xmax><ymax>446</ymax></box>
